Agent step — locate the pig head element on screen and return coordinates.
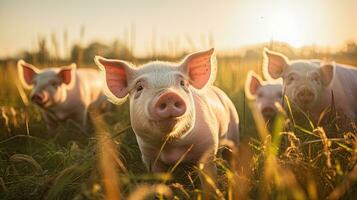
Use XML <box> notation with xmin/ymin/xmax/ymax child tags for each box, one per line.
<box><xmin>17</xmin><ymin>60</ymin><xmax>107</xmax><ymax>131</ymax></box>
<box><xmin>94</xmin><ymin>49</ymin><xmax>240</xmax><ymax>177</ymax></box>
<box><xmin>18</xmin><ymin>60</ymin><xmax>76</xmax><ymax>108</ymax></box>
<box><xmin>245</xmin><ymin>71</ymin><xmax>283</xmax><ymax>122</ymax></box>
<box><xmin>263</xmin><ymin>48</ymin><xmax>357</xmax><ymax>123</ymax></box>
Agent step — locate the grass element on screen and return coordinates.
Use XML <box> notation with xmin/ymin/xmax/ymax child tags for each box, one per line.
<box><xmin>1</xmin><ymin>49</ymin><xmax>357</xmax><ymax>199</ymax></box>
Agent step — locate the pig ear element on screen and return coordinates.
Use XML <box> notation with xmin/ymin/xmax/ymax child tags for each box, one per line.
<box><xmin>263</xmin><ymin>48</ymin><xmax>290</xmax><ymax>80</ymax></box>
<box><xmin>245</xmin><ymin>71</ymin><xmax>263</xmax><ymax>99</ymax></box>
<box><xmin>58</xmin><ymin>63</ymin><xmax>76</xmax><ymax>87</ymax></box>
<box><xmin>94</xmin><ymin>56</ymin><xmax>135</xmax><ymax>104</ymax></box>
<box><xmin>181</xmin><ymin>48</ymin><xmax>216</xmax><ymax>89</ymax></box>
<box><xmin>17</xmin><ymin>60</ymin><xmax>40</xmax><ymax>89</ymax></box>
<box><xmin>320</xmin><ymin>62</ymin><xmax>335</xmax><ymax>86</ymax></box>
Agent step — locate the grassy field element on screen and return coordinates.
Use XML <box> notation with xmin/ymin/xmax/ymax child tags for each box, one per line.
<box><xmin>1</xmin><ymin>47</ymin><xmax>357</xmax><ymax>199</ymax></box>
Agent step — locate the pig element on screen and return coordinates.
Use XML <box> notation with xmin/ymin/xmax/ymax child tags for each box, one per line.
<box><xmin>263</xmin><ymin>48</ymin><xmax>357</xmax><ymax>124</ymax></box>
<box><xmin>17</xmin><ymin>60</ymin><xmax>108</xmax><ymax>131</ymax></box>
<box><xmin>245</xmin><ymin>71</ymin><xmax>283</xmax><ymax>122</ymax></box>
<box><xmin>94</xmin><ymin>48</ymin><xmax>239</xmax><ymax>192</ymax></box>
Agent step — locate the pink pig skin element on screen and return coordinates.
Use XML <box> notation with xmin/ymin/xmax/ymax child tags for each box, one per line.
<box><xmin>18</xmin><ymin>60</ymin><xmax>108</xmax><ymax>130</ymax></box>
<box><xmin>263</xmin><ymin>49</ymin><xmax>357</xmax><ymax>123</ymax></box>
<box><xmin>45</xmin><ymin>69</ymin><xmax>107</xmax><ymax>127</ymax></box>
<box><xmin>245</xmin><ymin>71</ymin><xmax>283</xmax><ymax>122</ymax></box>
<box><xmin>95</xmin><ymin>49</ymin><xmax>240</xmax><ymax>187</ymax></box>
<box><xmin>138</xmin><ymin>86</ymin><xmax>239</xmax><ymax>171</ymax></box>
<box><xmin>311</xmin><ymin>63</ymin><xmax>357</xmax><ymax>121</ymax></box>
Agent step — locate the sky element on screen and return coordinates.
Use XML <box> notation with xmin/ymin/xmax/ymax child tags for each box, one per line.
<box><xmin>1</xmin><ymin>0</ymin><xmax>357</xmax><ymax>58</ymax></box>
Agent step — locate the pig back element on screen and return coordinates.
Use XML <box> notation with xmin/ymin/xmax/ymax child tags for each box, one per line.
<box><xmin>329</xmin><ymin>64</ymin><xmax>357</xmax><ymax>118</ymax></box>
<box><xmin>75</xmin><ymin>68</ymin><xmax>106</xmax><ymax>108</ymax></box>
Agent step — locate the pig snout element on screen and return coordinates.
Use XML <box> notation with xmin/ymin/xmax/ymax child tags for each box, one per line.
<box><xmin>151</xmin><ymin>92</ymin><xmax>187</xmax><ymax>119</ymax></box>
<box><xmin>296</xmin><ymin>88</ymin><xmax>314</xmax><ymax>104</ymax></box>
<box><xmin>30</xmin><ymin>93</ymin><xmax>47</xmax><ymax>105</ymax></box>
<box><xmin>261</xmin><ymin>106</ymin><xmax>276</xmax><ymax>118</ymax></box>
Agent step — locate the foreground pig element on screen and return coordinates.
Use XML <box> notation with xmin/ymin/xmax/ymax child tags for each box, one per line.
<box><xmin>245</xmin><ymin>71</ymin><xmax>283</xmax><ymax>122</ymax></box>
<box><xmin>263</xmin><ymin>48</ymin><xmax>357</xmax><ymax>123</ymax></box>
<box><xmin>18</xmin><ymin>60</ymin><xmax>108</xmax><ymax>130</ymax></box>
<box><xmin>95</xmin><ymin>49</ymin><xmax>239</xmax><ymax>186</ymax></box>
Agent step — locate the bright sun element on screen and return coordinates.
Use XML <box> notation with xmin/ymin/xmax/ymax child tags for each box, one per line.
<box><xmin>266</xmin><ymin>9</ymin><xmax>306</xmax><ymax>47</ymax></box>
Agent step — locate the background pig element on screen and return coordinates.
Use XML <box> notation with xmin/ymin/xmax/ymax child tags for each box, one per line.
<box><xmin>94</xmin><ymin>49</ymin><xmax>239</xmax><ymax>185</ymax></box>
<box><xmin>245</xmin><ymin>71</ymin><xmax>283</xmax><ymax>122</ymax></box>
<box><xmin>18</xmin><ymin>60</ymin><xmax>108</xmax><ymax>131</ymax></box>
<box><xmin>263</xmin><ymin>48</ymin><xmax>357</xmax><ymax>123</ymax></box>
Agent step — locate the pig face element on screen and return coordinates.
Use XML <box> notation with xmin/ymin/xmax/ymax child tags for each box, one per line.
<box><xmin>245</xmin><ymin>71</ymin><xmax>283</xmax><ymax>120</ymax></box>
<box><xmin>17</xmin><ymin>60</ymin><xmax>76</xmax><ymax>108</ymax></box>
<box><xmin>263</xmin><ymin>49</ymin><xmax>335</xmax><ymax>110</ymax></box>
<box><xmin>95</xmin><ymin>49</ymin><xmax>216</xmax><ymax>139</ymax></box>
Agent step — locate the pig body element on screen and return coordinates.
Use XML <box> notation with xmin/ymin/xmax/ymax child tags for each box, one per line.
<box><xmin>309</xmin><ymin>62</ymin><xmax>357</xmax><ymax>120</ymax></box>
<box><xmin>41</xmin><ymin>69</ymin><xmax>106</xmax><ymax>128</ymax></box>
<box><xmin>245</xmin><ymin>71</ymin><xmax>283</xmax><ymax>122</ymax></box>
<box><xmin>18</xmin><ymin>61</ymin><xmax>108</xmax><ymax>130</ymax></box>
<box><xmin>263</xmin><ymin>49</ymin><xmax>357</xmax><ymax>123</ymax></box>
<box><xmin>136</xmin><ymin>85</ymin><xmax>239</xmax><ymax>170</ymax></box>
<box><xmin>95</xmin><ymin>49</ymin><xmax>239</xmax><ymax>174</ymax></box>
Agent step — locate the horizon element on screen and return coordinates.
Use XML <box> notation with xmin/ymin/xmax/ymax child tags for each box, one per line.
<box><xmin>1</xmin><ymin>0</ymin><xmax>357</xmax><ymax>59</ymax></box>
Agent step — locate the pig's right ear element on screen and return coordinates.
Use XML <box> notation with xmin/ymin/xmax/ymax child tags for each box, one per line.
<box><xmin>17</xmin><ymin>60</ymin><xmax>40</xmax><ymax>89</ymax></box>
<box><xmin>94</xmin><ymin>56</ymin><xmax>135</xmax><ymax>104</ymax></box>
<box><xmin>263</xmin><ymin>48</ymin><xmax>290</xmax><ymax>80</ymax></box>
<box><xmin>245</xmin><ymin>71</ymin><xmax>263</xmax><ymax>100</ymax></box>
<box><xmin>180</xmin><ymin>48</ymin><xmax>216</xmax><ymax>90</ymax></box>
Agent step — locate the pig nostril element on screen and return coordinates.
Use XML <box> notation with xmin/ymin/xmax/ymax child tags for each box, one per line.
<box><xmin>32</xmin><ymin>95</ymin><xmax>40</xmax><ymax>101</ymax></box>
<box><xmin>174</xmin><ymin>102</ymin><xmax>181</xmax><ymax>108</ymax></box>
<box><xmin>160</xmin><ymin>103</ymin><xmax>167</xmax><ymax>110</ymax></box>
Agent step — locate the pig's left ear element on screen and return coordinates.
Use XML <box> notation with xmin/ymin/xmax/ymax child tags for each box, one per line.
<box><xmin>245</xmin><ymin>71</ymin><xmax>263</xmax><ymax>100</ymax></box>
<box><xmin>180</xmin><ymin>48</ymin><xmax>216</xmax><ymax>89</ymax></box>
<box><xmin>320</xmin><ymin>62</ymin><xmax>335</xmax><ymax>86</ymax></box>
<box><xmin>58</xmin><ymin>63</ymin><xmax>76</xmax><ymax>87</ymax></box>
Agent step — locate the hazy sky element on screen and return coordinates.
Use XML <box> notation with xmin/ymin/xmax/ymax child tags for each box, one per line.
<box><xmin>1</xmin><ymin>0</ymin><xmax>357</xmax><ymax>58</ymax></box>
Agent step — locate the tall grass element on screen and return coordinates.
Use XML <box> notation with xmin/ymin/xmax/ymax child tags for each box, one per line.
<box><xmin>1</xmin><ymin>44</ymin><xmax>357</xmax><ymax>199</ymax></box>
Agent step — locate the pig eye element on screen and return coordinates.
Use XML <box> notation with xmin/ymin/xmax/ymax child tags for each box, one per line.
<box><xmin>179</xmin><ymin>79</ymin><xmax>189</xmax><ymax>88</ymax></box>
<box><xmin>50</xmin><ymin>81</ymin><xmax>58</xmax><ymax>87</ymax></box>
<box><xmin>312</xmin><ymin>75</ymin><xmax>320</xmax><ymax>82</ymax></box>
<box><xmin>136</xmin><ymin>85</ymin><xmax>143</xmax><ymax>92</ymax></box>
<box><xmin>180</xmin><ymin>80</ymin><xmax>185</xmax><ymax>86</ymax></box>
<box><xmin>286</xmin><ymin>76</ymin><xmax>295</xmax><ymax>84</ymax></box>
<box><xmin>134</xmin><ymin>84</ymin><xmax>144</xmax><ymax>99</ymax></box>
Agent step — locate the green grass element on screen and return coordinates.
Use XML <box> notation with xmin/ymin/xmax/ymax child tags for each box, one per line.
<box><xmin>1</xmin><ymin>52</ymin><xmax>357</xmax><ymax>199</ymax></box>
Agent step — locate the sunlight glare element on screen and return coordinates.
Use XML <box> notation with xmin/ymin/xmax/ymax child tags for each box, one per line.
<box><xmin>267</xmin><ymin>9</ymin><xmax>306</xmax><ymax>47</ymax></box>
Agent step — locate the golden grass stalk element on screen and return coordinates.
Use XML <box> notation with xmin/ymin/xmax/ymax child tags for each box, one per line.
<box><xmin>327</xmin><ymin>163</ymin><xmax>357</xmax><ymax>200</ymax></box>
<box><xmin>127</xmin><ymin>184</ymin><xmax>172</xmax><ymax>200</ymax></box>
<box><xmin>221</xmin><ymin>139</ymin><xmax>253</xmax><ymax>200</ymax></box>
<box><xmin>10</xmin><ymin>154</ymin><xmax>43</xmax><ymax>174</ymax></box>
<box><xmin>1</xmin><ymin>107</ymin><xmax>11</xmax><ymax>135</ymax></box>
<box><xmin>0</xmin><ymin>177</ymin><xmax>8</xmax><ymax>192</ymax></box>
<box><xmin>197</xmin><ymin>145</ymin><xmax>224</xmax><ymax>199</ymax></box>
<box><xmin>169</xmin><ymin>144</ymin><xmax>194</xmax><ymax>174</ymax></box>
<box><xmin>328</xmin><ymin>134</ymin><xmax>357</xmax><ymax>199</ymax></box>
<box><xmin>8</xmin><ymin>62</ymin><xmax>29</xmax><ymax>106</ymax></box>
<box><xmin>314</xmin><ymin>127</ymin><xmax>332</xmax><ymax>168</ymax></box>
<box><xmin>93</xmin><ymin>112</ymin><xmax>122</xmax><ymax>200</ymax></box>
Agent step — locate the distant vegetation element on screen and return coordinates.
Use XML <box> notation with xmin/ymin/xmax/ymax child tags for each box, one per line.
<box><xmin>1</xmin><ymin>34</ymin><xmax>357</xmax><ymax>199</ymax></box>
<box><xmin>2</xmin><ymin>29</ymin><xmax>357</xmax><ymax>67</ymax></box>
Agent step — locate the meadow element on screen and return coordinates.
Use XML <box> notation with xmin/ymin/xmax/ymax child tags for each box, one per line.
<box><xmin>1</xmin><ymin>41</ymin><xmax>357</xmax><ymax>199</ymax></box>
